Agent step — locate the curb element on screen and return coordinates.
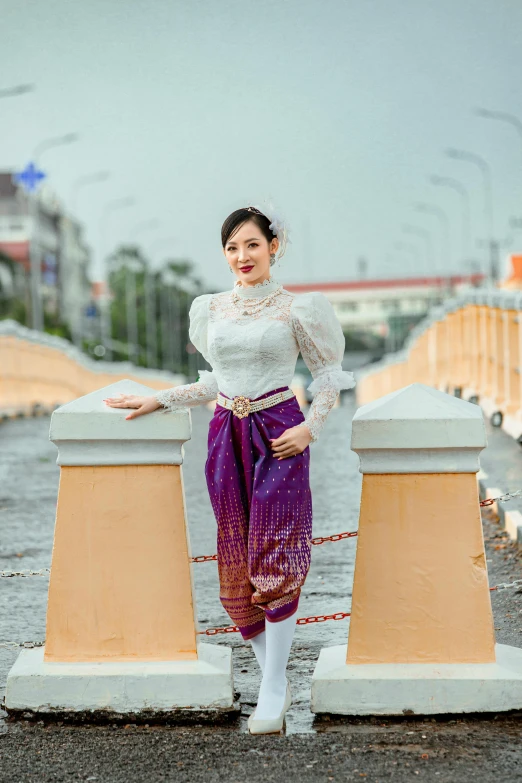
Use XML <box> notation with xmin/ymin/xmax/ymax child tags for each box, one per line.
<box><xmin>478</xmin><ymin>474</ymin><xmax>522</xmax><ymax>548</ymax></box>
<box><xmin>0</xmin><ymin>406</ymin><xmax>55</xmax><ymax>423</ymax></box>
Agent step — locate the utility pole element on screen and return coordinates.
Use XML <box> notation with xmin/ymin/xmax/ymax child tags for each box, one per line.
<box><xmin>445</xmin><ymin>148</ymin><xmax>497</xmax><ymax>282</ymax></box>
<box><xmin>99</xmin><ymin>197</ymin><xmax>135</xmax><ymax>360</ymax></box>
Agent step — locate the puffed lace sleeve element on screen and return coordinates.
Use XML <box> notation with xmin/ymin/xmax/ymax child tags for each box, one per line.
<box><xmin>154</xmin><ymin>294</ymin><xmax>218</xmax><ymax>411</ymax></box>
<box><xmin>291</xmin><ymin>292</ymin><xmax>355</xmax><ymax>442</ymax></box>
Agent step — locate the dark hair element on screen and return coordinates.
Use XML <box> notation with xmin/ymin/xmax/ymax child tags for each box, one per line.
<box><xmin>221</xmin><ymin>207</ymin><xmax>275</xmax><ymax>250</ymax></box>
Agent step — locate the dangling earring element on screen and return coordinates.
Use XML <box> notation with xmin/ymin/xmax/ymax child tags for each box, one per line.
<box><xmin>229</xmin><ymin>266</ymin><xmax>234</xmax><ymax>273</ymax></box>
<box><xmin>269</xmin><ymin>253</ymin><xmax>277</xmax><ymax>267</ymax></box>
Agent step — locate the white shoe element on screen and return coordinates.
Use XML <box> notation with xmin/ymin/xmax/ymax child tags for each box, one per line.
<box><xmin>248</xmin><ymin>680</ymin><xmax>291</xmax><ymax>735</ymax></box>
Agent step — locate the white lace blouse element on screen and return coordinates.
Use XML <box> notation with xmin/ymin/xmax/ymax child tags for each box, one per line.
<box><xmin>154</xmin><ymin>277</ymin><xmax>355</xmax><ymax>442</ymax></box>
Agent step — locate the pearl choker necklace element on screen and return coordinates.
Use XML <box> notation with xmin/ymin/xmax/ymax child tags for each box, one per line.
<box><xmin>230</xmin><ymin>278</ymin><xmax>283</xmax><ymax>316</ymax></box>
<box><xmin>232</xmin><ymin>277</ymin><xmax>281</xmax><ymax>299</ymax></box>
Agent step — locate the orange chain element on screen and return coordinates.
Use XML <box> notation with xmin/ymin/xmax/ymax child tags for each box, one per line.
<box><xmin>480</xmin><ymin>490</ymin><xmax>521</xmax><ymax>508</ymax></box>
<box><xmin>190</xmin><ymin>494</ymin><xmax>520</xmax><ymax>563</ymax></box>
<box><xmin>310</xmin><ymin>531</ymin><xmax>358</xmax><ymax>545</ymax></box>
<box><xmin>190</xmin><ymin>530</ymin><xmax>358</xmax><ymax>563</ymax></box>
<box><xmin>198</xmin><ymin>611</ymin><xmax>351</xmax><ymax>635</ymax></box>
<box><xmin>197</xmin><ymin>577</ymin><xmax>522</xmax><ymax>635</ymax></box>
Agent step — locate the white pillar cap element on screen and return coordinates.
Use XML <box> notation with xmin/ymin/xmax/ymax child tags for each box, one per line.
<box><xmin>351</xmin><ymin>383</ymin><xmax>487</xmax><ymax>474</ymax></box>
<box><xmin>50</xmin><ymin>380</ymin><xmax>192</xmax><ymax>466</ymax></box>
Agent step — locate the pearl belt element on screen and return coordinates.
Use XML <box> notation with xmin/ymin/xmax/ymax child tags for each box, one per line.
<box><xmin>216</xmin><ymin>388</ymin><xmax>295</xmax><ymax>418</ymax></box>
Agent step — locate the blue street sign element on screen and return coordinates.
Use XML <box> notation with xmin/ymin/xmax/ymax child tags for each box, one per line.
<box><xmin>85</xmin><ymin>304</ymin><xmax>97</xmax><ymax>318</ymax></box>
<box><xmin>42</xmin><ymin>253</ymin><xmax>57</xmax><ymax>286</ymax></box>
<box><xmin>12</xmin><ymin>162</ymin><xmax>46</xmax><ymax>193</ymax></box>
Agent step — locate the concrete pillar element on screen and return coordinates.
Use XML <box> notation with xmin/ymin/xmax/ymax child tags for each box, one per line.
<box><xmin>433</xmin><ymin>315</ymin><xmax>447</xmax><ymax>391</ymax></box>
<box><xmin>427</xmin><ymin>322</ymin><xmax>438</xmax><ymax>388</ymax></box>
<box><xmin>478</xmin><ymin>295</ymin><xmax>490</xmax><ymax>399</ymax></box>
<box><xmin>311</xmin><ymin>382</ymin><xmax>522</xmax><ymax>715</ymax></box>
<box><xmin>462</xmin><ymin>292</ymin><xmax>482</xmax><ymax>402</ymax></box>
<box><xmin>445</xmin><ymin>301</ymin><xmax>466</xmax><ymax>393</ymax></box>
<box><xmin>502</xmin><ymin>292</ymin><xmax>522</xmax><ymax>441</ymax></box>
<box><xmin>5</xmin><ymin>379</ymin><xmax>234</xmax><ymax>718</ymax></box>
<box><xmin>481</xmin><ymin>294</ymin><xmax>496</xmax><ymax>401</ymax></box>
<box><xmin>459</xmin><ymin>301</ymin><xmax>472</xmax><ymax>392</ymax></box>
<box><xmin>493</xmin><ymin>295</ymin><xmax>506</xmax><ymax>409</ymax></box>
<box><xmin>478</xmin><ymin>292</ymin><xmax>504</xmax><ymax>423</ymax></box>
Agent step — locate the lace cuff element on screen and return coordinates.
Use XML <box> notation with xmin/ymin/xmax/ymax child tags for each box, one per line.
<box><xmin>302</xmin><ymin>366</ymin><xmax>356</xmax><ymax>443</ymax></box>
<box><xmin>154</xmin><ymin>370</ymin><xmax>218</xmax><ymax>412</ymax></box>
<box><xmin>306</xmin><ymin>366</ymin><xmax>356</xmax><ymax>396</ymax></box>
<box><xmin>302</xmin><ymin>386</ymin><xmax>338</xmax><ymax>442</ymax></box>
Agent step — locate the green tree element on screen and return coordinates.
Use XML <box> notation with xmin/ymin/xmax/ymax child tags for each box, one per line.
<box><xmin>105</xmin><ymin>244</ymin><xmax>207</xmax><ymax>374</ymax></box>
<box><xmin>0</xmin><ymin>250</ymin><xmax>29</xmax><ymax>324</ymax></box>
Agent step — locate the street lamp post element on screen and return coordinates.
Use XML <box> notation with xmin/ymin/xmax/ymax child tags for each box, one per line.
<box><xmin>151</xmin><ymin>237</ymin><xmax>178</xmax><ymax>370</ymax></box>
<box><xmin>28</xmin><ymin>133</ymin><xmax>79</xmax><ymax>331</ymax></box>
<box><xmin>384</xmin><ymin>253</ymin><xmax>410</xmax><ymax>352</ymax></box>
<box><xmin>124</xmin><ymin>260</ymin><xmax>139</xmax><ymax>364</ymax></box>
<box><xmin>99</xmin><ymin>197</ymin><xmax>135</xmax><ymax>360</ymax></box>
<box><xmin>430</xmin><ymin>175</ymin><xmax>471</xmax><ymax>265</ymax></box>
<box><xmin>67</xmin><ymin>171</ymin><xmax>111</xmax><ymax>349</ymax></box>
<box><xmin>183</xmin><ymin>287</ymin><xmax>199</xmax><ymax>380</ymax></box>
<box><xmin>509</xmin><ymin>216</ymin><xmax>522</xmax><ymax>245</ymax></box>
<box><xmin>0</xmin><ymin>84</ymin><xmax>35</xmax><ymax>99</ymax></box>
<box><xmin>445</xmin><ymin>147</ymin><xmax>498</xmax><ymax>282</ymax></box>
<box><xmin>147</xmin><ymin>236</ymin><xmax>178</xmax><ymax>369</ymax></box>
<box><xmin>414</xmin><ymin>202</ymin><xmax>451</xmax><ymax>272</ymax></box>
<box><xmin>160</xmin><ymin>267</ymin><xmax>177</xmax><ymax>372</ymax></box>
<box><xmin>392</xmin><ymin>242</ymin><xmax>421</xmax><ymax>276</ymax></box>
<box><xmin>126</xmin><ymin>220</ymin><xmax>159</xmax><ymax>366</ymax></box>
<box><xmin>402</xmin><ymin>225</ymin><xmax>435</xmax><ymax>271</ymax></box>
<box><xmin>474</xmin><ymin>107</ymin><xmax>522</xmax><ymax>148</ymax></box>
<box><xmin>70</xmin><ymin>171</ymin><xmax>111</xmax><ymax>214</ymax></box>
<box><xmin>143</xmin><ymin>266</ymin><xmax>158</xmax><ymax>368</ymax></box>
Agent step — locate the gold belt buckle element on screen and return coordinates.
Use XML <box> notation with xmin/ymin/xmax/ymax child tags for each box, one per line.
<box><xmin>231</xmin><ymin>395</ymin><xmax>252</xmax><ymax>418</ymax></box>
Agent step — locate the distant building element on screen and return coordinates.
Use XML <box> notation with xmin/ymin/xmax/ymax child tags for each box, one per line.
<box><xmin>0</xmin><ymin>172</ymin><xmax>92</xmax><ymax>339</ymax></box>
<box><xmin>499</xmin><ymin>254</ymin><xmax>522</xmax><ymax>290</ymax></box>
<box><xmin>285</xmin><ymin>274</ymin><xmax>486</xmax><ymax>349</ymax></box>
<box><xmin>59</xmin><ymin>214</ymin><xmax>92</xmax><ymax>344</ymax></box>
<box><xmin>0</xmin><ymin>174</ymin><xmax>30</xmax><ymax>268</ymax></box>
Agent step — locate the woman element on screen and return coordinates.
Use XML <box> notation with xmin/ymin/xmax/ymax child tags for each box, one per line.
<box><xmin>104</xmin><ymin>205</ymin><xmax>355</xmax><ymax>734</ymax></box>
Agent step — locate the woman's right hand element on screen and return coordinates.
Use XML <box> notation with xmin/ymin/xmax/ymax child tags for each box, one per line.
<box><xmin>103</xmin><ymin>394</ymin><xmax>162</xmax><ymax>420</ymax></box>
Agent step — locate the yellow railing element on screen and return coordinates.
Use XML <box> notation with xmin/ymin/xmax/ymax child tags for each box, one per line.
<box><xmin>0</xmin><ymin>320</ymin><xmax>184</xmax><ymax>417</ymax></box>
<box><xmin>355</xmin><ymin>289</ymin><xmax>522</xmax><ymax>441</ymax></box>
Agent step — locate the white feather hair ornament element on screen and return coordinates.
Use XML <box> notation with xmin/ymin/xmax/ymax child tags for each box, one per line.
<box><xmin>245</xmin><ymin>198</ymin><xmax>291</xmax><ymax>260</ymax></box>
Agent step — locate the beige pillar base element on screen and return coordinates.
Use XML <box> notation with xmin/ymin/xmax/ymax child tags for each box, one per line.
<box><xmin>347</xmin><ymin>473</ymin><xmax>495</xmax><ymax>665</ymax></box>
<box><xmin>312</xmin><ymin>643</ymin><xmax>522</xmax><ymax>716</ymax></box>
<box><xmin>45</xmin><ymin>464</ymin><xmax>198</xmax><ymax>663</ymax></box>
<box><xmin>6</xmin><ymin>643</ymin><xmax>235</xmax><ymax>717</ymax></box>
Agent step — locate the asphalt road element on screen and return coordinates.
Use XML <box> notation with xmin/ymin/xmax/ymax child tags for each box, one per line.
<box><xmin>1</xmin><ymin>393</ymin><xmax>521</xmax><ymax>781</ymax></box>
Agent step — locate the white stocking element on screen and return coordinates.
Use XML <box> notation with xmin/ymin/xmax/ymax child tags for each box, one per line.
<box><xmin>249</xmin><ymin>629</ymin><xmax>266</xmax><ymax>672</ymax></box>
<box><xmin>253</xmin><ymin>613</ymin><xmax>297</xmax><ymax>720</ymax></box>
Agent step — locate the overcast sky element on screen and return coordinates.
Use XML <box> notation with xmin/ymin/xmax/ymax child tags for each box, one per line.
<box><xmin>2</xmin><ymin>0</ymin><xmax>522</xmax><ymax>290</ymax></box>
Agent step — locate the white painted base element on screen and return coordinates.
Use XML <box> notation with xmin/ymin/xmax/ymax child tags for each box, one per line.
<box><xmin>5</xmin><ymin>643</ymin><xmax>234</xmax><ymax>715</ymax></box>
<box><xmin>311</xmin><ymin>643</ymin><xmax>522</xmax><ymax>715</ymax></box>
<box><xmin>502</xmin><ymin>413</ymin><xmax>522</xmax><ymax>442</ymax></box>
<box><xmin>505</xmin><ymin>510</ymin><xmax>522</xmax><ymax>545</ymax></box>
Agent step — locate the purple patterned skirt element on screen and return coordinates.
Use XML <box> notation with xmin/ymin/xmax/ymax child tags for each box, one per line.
<box><xmin>204</xmin><ymin>386</ymin><xmax>313</xmax><ymax>640</ymax></box>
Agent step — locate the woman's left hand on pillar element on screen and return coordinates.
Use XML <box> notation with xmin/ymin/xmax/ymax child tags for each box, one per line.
<box><xmin>270</xmin><ymin>425</ymin><xmax>312</xmax><ymax>459</ymax></box>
